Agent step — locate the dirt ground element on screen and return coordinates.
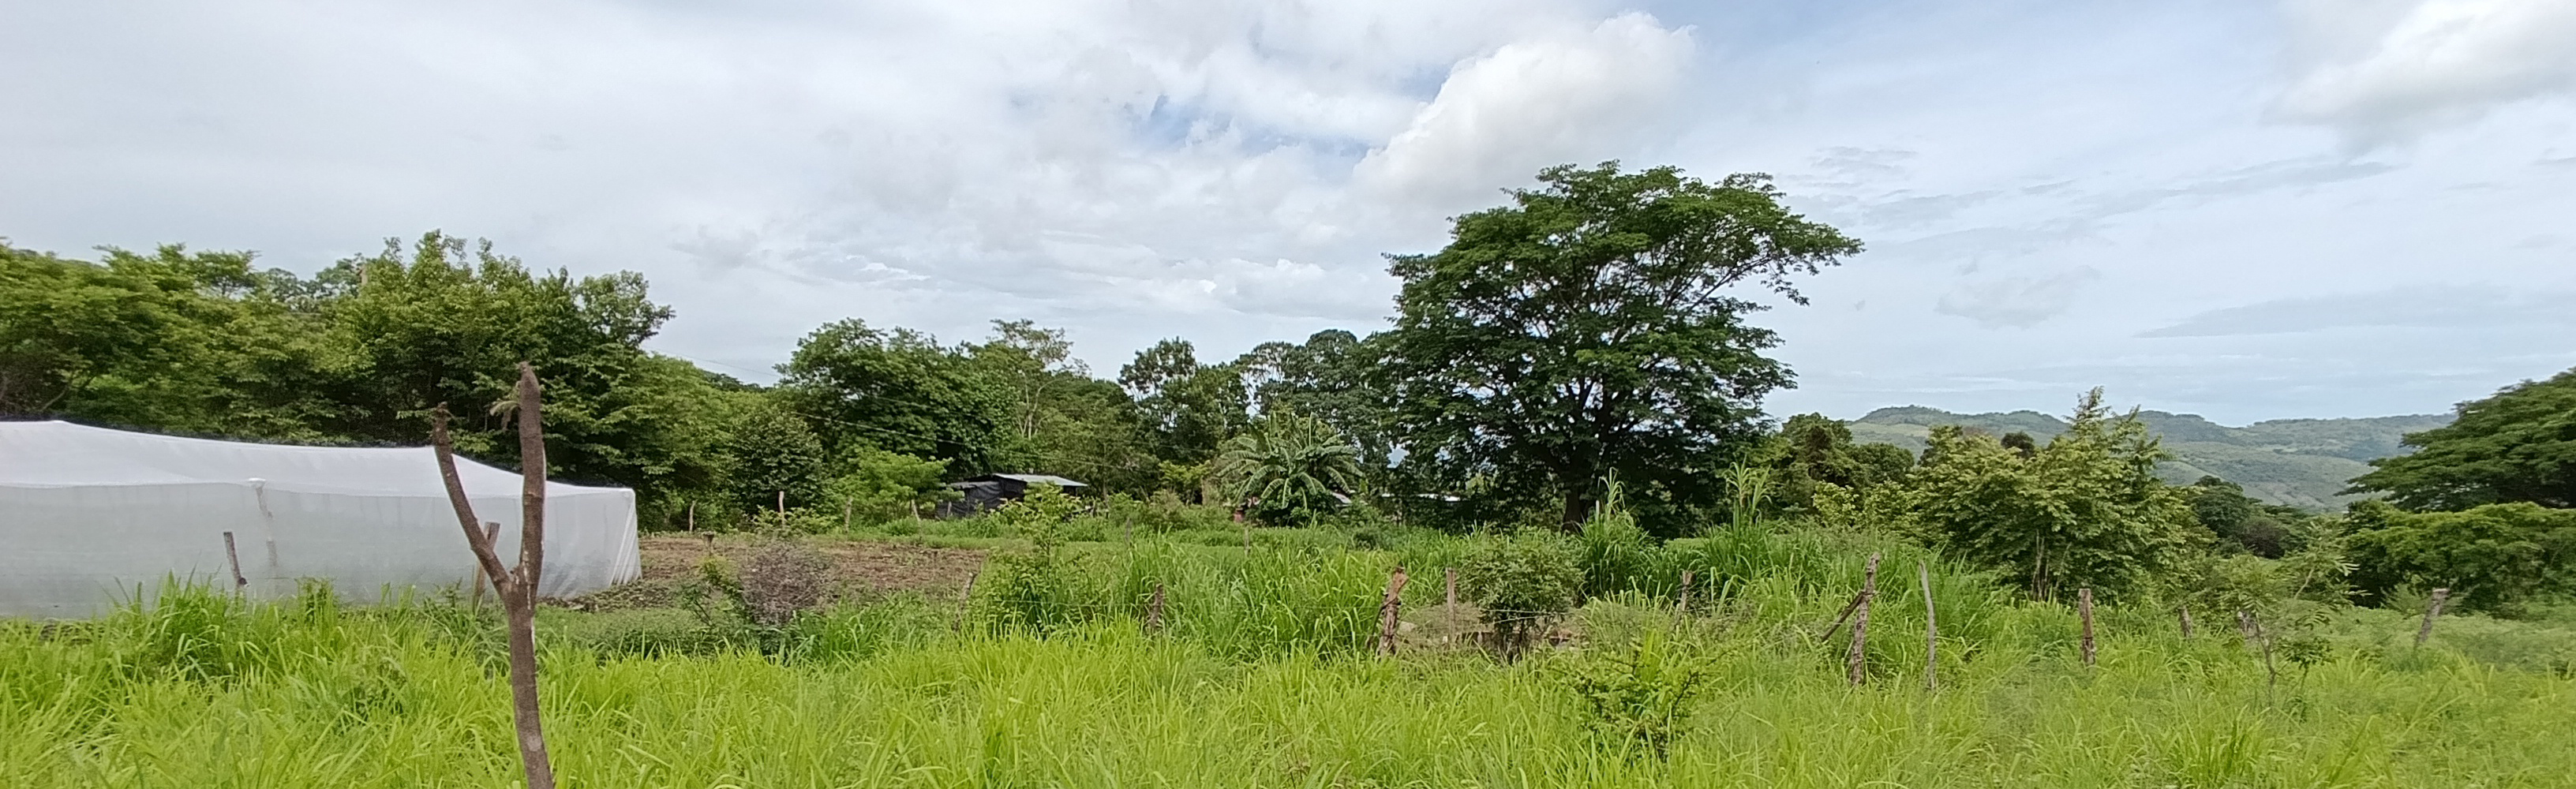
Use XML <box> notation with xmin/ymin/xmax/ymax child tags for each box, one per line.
<box><xmin>569</xmin><ymin>533</ymin><xmax>987</xmax><ymax>611</ymax></box>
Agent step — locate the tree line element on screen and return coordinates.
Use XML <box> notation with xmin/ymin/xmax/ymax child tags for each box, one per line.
<box><xmin>7</xmin><ymin>161</ymin><xmax>2572</xmax><ymax>615</ymax></box>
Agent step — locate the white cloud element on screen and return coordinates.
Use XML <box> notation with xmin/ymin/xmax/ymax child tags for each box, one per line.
<box><xmin>2278</xmin><ymin>0</ymin><xmax>2576</xmax><ymax>140</ymax></box>
<box><xmin>1354</xmin><ymin>13</ymin><xmax>1694</xmax><ymax>208</ymax></box>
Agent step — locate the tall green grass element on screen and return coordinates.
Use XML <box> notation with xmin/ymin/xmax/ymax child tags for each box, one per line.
<box><xmin>9</xmin><ymin>529</ymin><xmax>2576</xmax><ymax>787</ymax></box>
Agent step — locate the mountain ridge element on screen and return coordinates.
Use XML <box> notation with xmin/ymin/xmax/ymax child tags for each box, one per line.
<box><xmin>1844</xmin><ymin>406</ymin><xmax>2454</xmax><ymax>510</ymax></box>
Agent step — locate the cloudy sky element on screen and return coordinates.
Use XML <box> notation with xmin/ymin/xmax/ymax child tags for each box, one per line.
<box><xmin>6</xmin><ymin>0</ymin><xmax>2572</xmax><ymax>424</ymax></box>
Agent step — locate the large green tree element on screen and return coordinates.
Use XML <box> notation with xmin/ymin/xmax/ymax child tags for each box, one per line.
<box><xmin>1376</xmin><ymin>163</ymin><xmax>1863</xmax><ymax>529</ymax></box>
<box><xmin>2345</xmin><ymin>499</ymin><xmax>2576</xmax><ymax>612</ymax></box>
<box><xmin>777</xmin><ymin>319</ymin><xmax>1013</xmax><ymax>474</ymax></box>
<box><xmin>2348</xmin><ymin>367</ymin><xmax>2576</xmax><ymax>510</ymax></box>
<box><xmin>1118</xmin><ymin>338</ymin><xmax>1252</xmax><ymax>466</ymax></box>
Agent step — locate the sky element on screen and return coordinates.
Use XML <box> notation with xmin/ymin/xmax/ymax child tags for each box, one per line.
<box><xmin>4</xmin><ymin>0</ymin><xmax>2572</xmax><ymax>425</ymax></box>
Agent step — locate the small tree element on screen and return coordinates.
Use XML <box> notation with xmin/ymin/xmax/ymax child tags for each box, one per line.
<box><xmin>1899</xmin><ymin>388</ymin><xmax>2198</xmax><ymax>600</ymax></box>
<box><xmin>1210</xmin><ymin>412</ymin><xmax>1362</xmax><ymax>526</ymax></box>
<box><xmin>430</xmin><ymin>363</ymin><xmax>555</xmax><ymax>789</ymax></box>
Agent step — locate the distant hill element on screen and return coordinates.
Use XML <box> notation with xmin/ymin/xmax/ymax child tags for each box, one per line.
<box><xmin>1845</xmin><ymin>407</ymin><xmax>2454</xmax><ymax>510</ymax></box>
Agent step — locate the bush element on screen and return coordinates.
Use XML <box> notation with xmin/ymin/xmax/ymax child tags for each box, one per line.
<box><xmin>1550</xmin><ymin>630</ymin><xmax>1713</xmax><ymax>760</ymax></box>
<box><xmin>1460</xmin><ymin>530</ymin><xmax>1584</xmax><ymax>657</ymax></box>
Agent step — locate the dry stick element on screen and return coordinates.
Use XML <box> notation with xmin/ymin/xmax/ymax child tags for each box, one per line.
<box><xmin>429</xmin><ymin>362</ymin><xmax>557</xmax><ymax>789</ymax></box>
<box><xmin>2237</xmin><ymin>609</ymin><xmax>2258</xmax><ymax>644</ymax></box>
<box><xmin>2077</xmin><ymin>587</ymin><xmax>2097</xmax><ymax>667</ymax></box>
<box><xmin>1818</xmin><ymin>588</ymin><xmax>1870</xmax><ymax>641</ymax></box>
<box><xmin>1377</xmin><ymin>566</ymin><xmax>1409</xmax><ymax>656</ymax></box>
<box><xmin>776</xmin><ymin>491</ymin><xmax>787</xmax><ymax>530</ymax></box>
<box><xmin>221</xmin><ymin>531</ymin><xmax>248</xmax><ymax>593</ymax></box>
<box><xmin>2415</xmin><ymin>588</ymin><xmax>2451</xmax><ymax>647</ymax></box>
<box><xmin>1144</xmin><ymin>582</ymin><xmax>1166</xmax><ymax>635</ymax></box>
<box><xmin>1846</xmin><ymin>552</ymin><xmax>1881</xmax><ymax>686</ymax></box>
<box><xmin>686</xmin><ymin>502</ymin><xmax>695</xmax><ymax>533</ymax></box>
<box><xmin>1919</xmin><ymin>561</ymin><xmax>1938</xmax><ymax>691</ymax></box>
<box><xmin>2178</xmin><ymin>604</ymin><xmax>2196</xmax><ymax>638</ymax></box>
<box><xmin>842</xmin><ymin>498</ymin><xmax>852</xmax><ymax>533</ymax></box>
<box><xmin>953</xmin><ymin>568</ymin><xmax>980</xmax><ymax>634</ymax></box>
<box><xmin>1678</xmin><ymin>570</ymin><xmax>1695</xmax><ymax>615</ymax></box>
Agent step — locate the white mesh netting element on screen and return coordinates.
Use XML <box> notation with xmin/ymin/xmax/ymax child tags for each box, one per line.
<box><xmin>1</xmin><ymin>421</ymin><xmax>640</xmax><ymax>619</ymax></box>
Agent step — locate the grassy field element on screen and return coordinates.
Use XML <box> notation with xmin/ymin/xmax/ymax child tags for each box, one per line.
<box><xmin>8</xmin><ymin>526</ymin><xmax>2576</xmax><ymax>788</ymax></box>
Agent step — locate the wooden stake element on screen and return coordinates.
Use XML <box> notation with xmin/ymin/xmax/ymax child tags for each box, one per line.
<box><xmin>686</xmin><ymin>501</ymin><xmax>695</xmax><ymax>533</ymax></box>
<box><xmin>2415</xmin><ymin>587</ymin><xmax>2451</xmax><ymax>646</ymax></box>
<box><xmin>221</xmin><ymin>531</ymin><xmax>247</xmax><ymax>593</ymax></box>
<box><xmin>1678</xmin><ymin>569</ymin><xmax>1694</xmax><ymax>615</ymax></box>
<box><xmin>1444</xmin><ymin>567</ymin><xmax>1458</xmax><ymax>611</ymax></box>
<box><xmin>776</xmin><ymin>490</ymin><xmax>787</xmax><ymax>530</ymax></box>
<box><xmin>842</xmin><ymin>498</ymin><xmax>852</xmax><ymax>533</ymax></box>
<box><xmin>1378</xmin><ymin>566</ymin><xmax>1409</xmax><ymax>656</ymax></box>
<box><xmin>2178</xmin><ymin>604</ymin><xmax>2195</xmax><ymax>638</ymax></box>
<box><xmin>1919</xmin><ymin>561</ymin><xmax>1937</xmax><ymax>691</ymax></box>
<box><xmin>1847</xmin><ymin>553</ymin><xmax>1879</xmax><ymax>686</ymax></box>
<box><xmin>1144</xmin><ymin>581</ymin><xmax>1166</xmax><ymax>635</ymax></box>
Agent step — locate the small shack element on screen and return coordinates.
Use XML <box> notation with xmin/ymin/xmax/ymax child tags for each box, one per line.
<box><xmin>938</xmin><ymin>473</ymin><xmax>1086</xmax><ymax>518</ymax></box>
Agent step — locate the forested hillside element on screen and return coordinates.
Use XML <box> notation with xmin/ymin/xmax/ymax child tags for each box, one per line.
<box><xmin>1849</xmin><ymin>407</ymin><xmax>2451</xmax><ymax>509</ymax></box>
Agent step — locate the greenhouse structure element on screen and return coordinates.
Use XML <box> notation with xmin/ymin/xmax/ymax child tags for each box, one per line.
<box><xmin>0</xmin><ymin>420</ymin><xmax>639</xmax><ymax>619</ymax></box>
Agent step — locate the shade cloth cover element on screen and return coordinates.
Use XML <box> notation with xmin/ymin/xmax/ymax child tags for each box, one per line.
<box><xmin>0</xmin><ymin>421</ymin><xmax>639</xmax><ymax>618</ymax></box>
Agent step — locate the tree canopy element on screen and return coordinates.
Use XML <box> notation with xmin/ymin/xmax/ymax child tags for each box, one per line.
<box><xmin>2348</xmin><ymin>367</ymin><xmax>2576</xmax><ymax>510</ymax></box>
<box><xmin>1376</xmin><ymin>162</ymin><xmax>1862</xmax><ymax>529</ymax></box>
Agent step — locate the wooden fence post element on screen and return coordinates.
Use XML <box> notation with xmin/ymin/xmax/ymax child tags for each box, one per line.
<box><xmin>2078</xmin><ymin>587</ymin><xmax>2096</xmax><ymax>667</ymax></box>
<box><xmin>686</xmin><ymin>502</ymin><xmax>695</xmax><ymax>533</ymax></box>
<box><xmin>776</xmin><ymin>491</ymin><xmax>787</xmax><ymax>530</ymax></box>
<box><xmin>2415</xmin><ymin>588</ymin><xmax>2451</xmax><ymax>646</ymax></box>
<box><xmin>2178</xmin><ymin>604</ymin><xmax>2195</xmax><ymax>638</ymax></box>
<box><xmin>1144</xmin><ymin>581</ymin><xmax>1166</xmax><ymax>635</ymax></box>
<box><xmin>1444</xmin><ymin>567</ymin><xmax>1458</xmax><ymax>612</ymax></box>
<box><xmin>953</xmin><ymin>568</ymin><xmax>981</xmax><ymax>634</ymax></box>
<box><xmin>1919</xmin><ymin>561</ymin><xmax>1937</xmax><ymax>691</ymax></box>
<box><xmin>1678</xmin><ymin>569</ymin><xmax>1695</xmax><ymax>615</ymax></box>
<box><xmin>1847</xmin><ymin>552</ymin><xmax>1880</xmax><ymax>686</ymax></box>
<box><xmin>842</xmin><ymin>498</ymin><xmax>852</xmax><ymax>533</ymax></box>
<box><xmin>219</xmin><ymin>531</ymin><xmax>249</xmax><ymax>594</ymax></box>
<box><xmin>1378</xmin><ymin>566</ymin><xmax>1409</xmax><ymax>656</ymax></box>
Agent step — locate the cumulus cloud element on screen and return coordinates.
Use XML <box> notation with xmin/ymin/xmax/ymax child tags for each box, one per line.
<box><xmin>1354</xmin><ymin>13</ymin><xmax>1694</xmax><ymax>208</ymax></box>
<box><xmin>2278</xmin><ymin>0</ymin><xmax>2576</xmax><ymax>140</ymax></box>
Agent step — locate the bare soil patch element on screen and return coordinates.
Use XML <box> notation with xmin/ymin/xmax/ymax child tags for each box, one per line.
<box><xmin>570</xmin><ymin>533</ymin><xmax>986</xmax><ymax>611</ymax></box>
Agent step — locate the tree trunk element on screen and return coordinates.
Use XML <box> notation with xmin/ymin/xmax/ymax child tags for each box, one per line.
<box><xmin>431</xmin><ymin>363</ymin><xmax>557</xmax><ymax>789</ymax></box>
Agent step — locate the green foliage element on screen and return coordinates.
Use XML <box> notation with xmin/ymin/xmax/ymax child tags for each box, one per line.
<box><xmin>1460</xmin><ymin>530</ymin><xmax>1586</xmax><ymax>653</ymax></box>
<box><xmin>2345</xmin><ymin>500</ymin><xmax>2576</xmax><ymax>613</ymax></box>
<box><xmin>822</xmin><ymin>447</ymin><xmax>954</xmax><ymax>524</ymax></box>
<box><xmin>1578</xmin><ymin>483</ymin><xmax>1657</xmax><ymax>597</ymax></box>
<box><xmin>1377</xmin><ymin>162</ymin><xmax>1863</xmax><ymax>529</ymax></box>
<box><xmin>2349</xmin><ymin>366</ymin><xmax>2576</xmax><ymax>510</ymax></box>
<box><xmin>1118</xmin><ymin>338</ymin><xmax>1253</xmax><ymax>466</ymax></box>
<box><xmin>1209</xmin><ymin>411</ymin><xmax>1362</xmax><ymax>525</ymax></box>
<box><xmin>1236</xmin><ymin>329</ymin><xmax>1392</xmax><ymax>469</ymax></box>
<box><xmin>1898</xmin><ymin>388</ymin><xmax>2200</xmax><ymax>600</ymax></box>
<box><xmin>1771</xmin><ymin>413</ymin><xmax>1914</xmax><ymax>512</ymax></box>
<box><xmin>777</xmin><ymin>318</ymin><xmax>1013</xmax><ymax>474</ymax></box>
<box><xmin>991</xmin><ymin>484</ymin><xmax>1087</xmax><ymax>544</ymax></box>
<box><xmin>1550</xmin><ymin>630</ymin><xmax>1713</xmax><ymax>760</ymax></box>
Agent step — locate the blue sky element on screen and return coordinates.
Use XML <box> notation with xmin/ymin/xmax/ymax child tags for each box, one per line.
<box><xmin>4</xmin><ymin>0</ymin><xmax>2571</xmax><ymax>424</ymax></box>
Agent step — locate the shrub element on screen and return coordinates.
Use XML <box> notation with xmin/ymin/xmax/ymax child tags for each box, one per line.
<box><xmin>1551</xmin><ymin>630</ymin><xmax>1713</xmax><ymax>760</ymax></box>
<box><xmin>1460</xmin><ymin>530</ymin><xmax>1584</xmax><ymax>657</ymax></box>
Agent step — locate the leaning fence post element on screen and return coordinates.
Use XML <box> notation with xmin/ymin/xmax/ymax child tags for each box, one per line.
<box><xmin>1678</xmin><ymin>569</ymin><xmax>1695</xmax><ymax>615</ymax></box>
<box><xmin>1919</xmin><ymin>561</ymin><xmax>1937</xmax><ymax>691</ymax></box>
<box><xmin>2078</xmin><ymin>587</ymin><xmax>2096</xmax><ymax>667</ymax></box>
<box><xmin>1378</xmin><ymin>566</ymin><xmax>1409</xmax><ymax>656</ymax></box>
<box><xmin>1847</xmin><ymin>552</ymin><xmax>1879</xmax><ymax>686</ymax></box>
<box><xmin>1144</xmin><ymin>581</ymin><xmax>1166</xmax><ymax>635</ymax></box>
<box><xmin>221</xmin><ymin>531</ymin><xmax>248</xmax><ymax>593</ymax></box>
<box><xmin>2178</xmin><ymin>604</ymin><xmax>2195</xmax><ymax>638</ymax></box>
<box><xmin>2415</xmin><ymin>587</ymin><xmax>2451</xmax><ymax>646</ymax></box>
